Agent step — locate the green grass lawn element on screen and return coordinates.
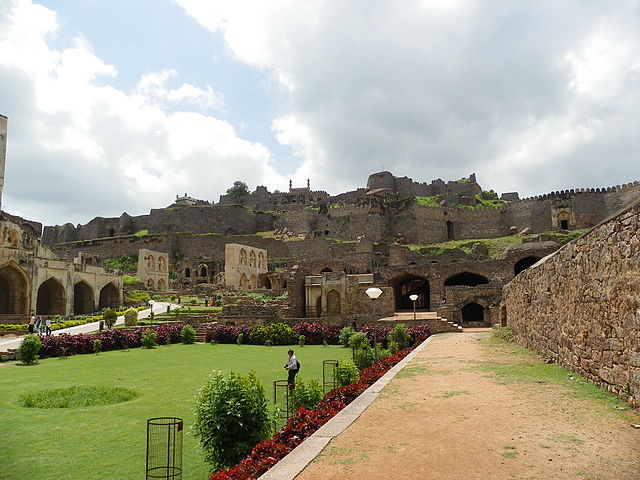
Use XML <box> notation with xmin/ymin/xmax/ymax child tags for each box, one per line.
<box><xmin>0</xmin><ymin>344</ymin><xmax>352</xmax><ymax>480</ymax></box>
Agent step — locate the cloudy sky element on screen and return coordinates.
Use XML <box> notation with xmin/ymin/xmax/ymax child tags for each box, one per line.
<box><xmin>1</xmin><ymin>0</ymin><xmax>639</xmax><ymax>227</ymax></box>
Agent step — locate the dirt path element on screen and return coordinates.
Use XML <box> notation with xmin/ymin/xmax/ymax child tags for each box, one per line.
<box><xmin>296</xmin><ymin>330</ymin><xmax>640</xmax><ymax>480</ymax></box>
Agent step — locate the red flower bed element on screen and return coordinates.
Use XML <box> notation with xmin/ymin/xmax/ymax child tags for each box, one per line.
<box><xmin>209</xmin><ymin>341</ymin><xmax>425</xmax><ymax>480</ymax></box>
<box><xmin>292</xmin><ymin>322</ymin><xmax>340</xmax><ymax>345</ymax></box>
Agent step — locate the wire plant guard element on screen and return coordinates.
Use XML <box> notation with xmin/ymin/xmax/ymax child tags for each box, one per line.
<box><xmin>273</xmin><ymin>379</ymin><xmax>294</xmax><ymax>431</ymax></box>
<box><xmin>323</xmin><ymin>360</ymin><xmax>339</xmax><ymax>394</ymax></box>
<box><xmin>146</xmin><ymin>417</ymin><xmax>183</xmax><ymax>480</ymax></box>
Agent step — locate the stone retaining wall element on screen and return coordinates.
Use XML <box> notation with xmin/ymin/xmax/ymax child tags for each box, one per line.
<box><xmin>502</xmin><ymin>201</ymin><xmax>640</xmax><ymax>407</ymax></box>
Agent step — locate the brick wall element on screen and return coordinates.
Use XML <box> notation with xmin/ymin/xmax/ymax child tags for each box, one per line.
<box><xmin>502</xmin><ymin>200</ymin><xmax>640</xmax><ymax>407</ymax></box>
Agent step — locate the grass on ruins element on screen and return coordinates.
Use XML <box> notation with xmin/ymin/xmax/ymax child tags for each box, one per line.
<box><xmin>0</xmin><ymin>343</ymin><xmax>352</xmax><ymax>480</ymax></box>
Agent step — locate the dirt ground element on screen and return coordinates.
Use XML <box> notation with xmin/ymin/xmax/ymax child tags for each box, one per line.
<box><xmin>296</xmin><ymin>330</ymin><xmax>640</xmax><ymax>480</ymax></box>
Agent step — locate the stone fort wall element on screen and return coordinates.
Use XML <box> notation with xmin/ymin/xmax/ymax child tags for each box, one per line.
<box><xmin>502</xmin><ymin>200</ymin><xmax>640</xmax><ymax>407</ymax></box>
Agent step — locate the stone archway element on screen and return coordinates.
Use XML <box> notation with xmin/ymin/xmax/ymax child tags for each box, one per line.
<box><xmin>444</xmin><ymin>272</ymin><xmax>489</xmax><ymax>286</ymax></box>
<box><xmin>514</xmin><ymin>256</ymin><xmax>541</xmax><ymax>276</ymax></box>
<box><xmin>99</xmin><ymin>283</ymin><xmax>119</xmax><ymax>310</ymax></box>
<box><xmin>37</xmin><ymin>278</ymin><xmax>66</xmax><ymax>316</ymax></box>
<box><xmin>461</xmin><ymin>303</ymin><xmax>485</xmax><ymax>326</ymax></box>
<box><xmin>392</xmin><ymin>275</ymin><xmax>430</xmax><ymax>310</ymax></box>
<box><xmin>157</xmin><ymin>278</ymin><xmax>166</xmax><ymax>290</ymax></box>
<box><xmin>0</xmin><ymin>263</ymin><xmax>29</xmax><ymax>315</ymax></box>
<box><xmin>74</xmin><ymin>281</ymin><xmax>94</xmax><ymax>315</ymax></box>
<box><xmin>326</xmin><ymin>289</ymin><xmax>341</xmax><ymax>314</ymax></box>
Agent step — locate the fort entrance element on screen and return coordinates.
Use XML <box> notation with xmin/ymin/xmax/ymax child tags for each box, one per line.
<box><xmin>392</xmin><ymin>275</ymin><xmax>430</xmax><ymax>310</ymax></box>
<box><xmin>36</xmin><ymin>278</ymin><xmax>66</xmax><ymax>315</ymax></box>
<box><xmin>0</xmin><ymin>263</ymin><xmax>28</xmax><ymax>315</ymax></box>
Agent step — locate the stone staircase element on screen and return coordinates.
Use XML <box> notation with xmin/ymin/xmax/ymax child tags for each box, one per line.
<box><xmin>377</xmin><ymin>312</ymin><xmax>463</xmax><ymax>333</ymax></box>
<box><xmin>194</xmin><ymin>322</ymin><xmax>217</xmax><ymax>343</ymax></box>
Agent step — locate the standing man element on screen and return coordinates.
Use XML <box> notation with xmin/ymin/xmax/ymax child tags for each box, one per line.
<box><xmin>28</xmin><ymin>312</ymin><xmax>36</xmax><ymax>334</ymax></box>
<box><xmin>45</xmin><ymin>317</ymin><xmax>52</xmax><ymax>336</ymax></box>
<box><xmin>284</xmin><ymin>349</ymin><xmax>299</xmax><ymax>391</ymax></box>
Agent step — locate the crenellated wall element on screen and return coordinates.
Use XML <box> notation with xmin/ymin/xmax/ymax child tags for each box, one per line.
<box><xmin>502</xmin><ymin>200</ymin><xmax>640</xmax><ymax>407</ymax></box>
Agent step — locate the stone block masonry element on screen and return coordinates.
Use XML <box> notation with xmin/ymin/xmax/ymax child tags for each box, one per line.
<box><xmin>502</xmin><ymin>200</ymin><xmax>640</xmax><ymax>407</ymax></box>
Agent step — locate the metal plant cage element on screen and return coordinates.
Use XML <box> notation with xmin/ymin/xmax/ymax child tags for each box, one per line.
<box><xmin>273</xmin><ymin>379</ymin><xmax>294</xmax><ymax>431</ymax></box>
<box><xmin>146</xmin><ymin>417</ymin><xmax>183</xmax><ymax>480</ymax></box>
<box><xmin>323</xmin><ymin>360</ymin><xmax>339</xmax><ymax>394</ymax></box>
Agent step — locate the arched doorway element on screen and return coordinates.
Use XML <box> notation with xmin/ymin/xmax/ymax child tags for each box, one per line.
<box><xmin>392</xmin><ymin>275</ymin><xmax>430</xmax><ymax>310</ymax></box>
<box><xmin>444</xmin><ymin>272</ymin><xmax>489</xmax><ymax>286</ymax></box>
<box><xmin>514</xmin><ymin>256</ymin><xmax>541</xmax><ymax>276</ymax></box>
<box><xmin>157</xmin><ymin>278</ymin><xmax>166</xmax><ymax>289</ymax></box>
<box><xmin>326</xmin><ymin>290</ymin><xmax>341</xmax><ymax>314</ymax></box>
<box><xmin>0</xmin><ymin>263</ymin><xmax>29</xmax><ymax>314</ymax></box>
<box><xmin>320</xmin><ymin>268</ymin><xmax>333</xmax><ymax>273</ymax></box>
<box><xmin>99</xmin><ymin>283</ymin><xmax>119</xmax><ymax>310</ymax></box>
<box><xmin>461</xmin><ymin>303</ymin><xmax>485</xmax><ymax>326</ymax></box>
<box><xmin>73</xmin><ymin>281</ymin><xmax>94</xmax><ymax>315</ymax></box>
<box><xmin>37</xmin><ymin>278</ymin><xmax>66</xmax><ymax>316</ymax></box>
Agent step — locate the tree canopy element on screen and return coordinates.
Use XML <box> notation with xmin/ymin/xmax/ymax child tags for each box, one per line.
<box><xmin>226</xmin><ymin>181</ymin><xmax>250</xmax><ymax>199</ymax></box>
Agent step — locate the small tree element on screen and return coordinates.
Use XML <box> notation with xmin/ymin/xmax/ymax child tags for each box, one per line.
<box><xmin>347</xmin><ymin>332</ymin><xmax>370</xmax><ymax>350</ymax></box>
<box><xmin>18</xmin><ymin>334</ymin><xmax>42</xmax><ymax>365</ymax></box>
<box><xmin>292</xmin><ymin>378</ymin><xmax>323</xmax><ymax>410</ymax></box>
<box><xmin>339</xmin><ymin>326</ymin><xmax>356</xmax><ymax>347</ymax></box>
<box><xmin>388</xmin><ymin>323</ymin><xmax>411</xmax><ymax>350</ymax></box>
<box><xmin>102</xmin><ymin>308</ymin><xmax>117</xmax><ymax>329</ymax></box>
<box><xmin>141</xmin><ymin>330</ymin><xmax>157</xmax><ymax>349</ymax></box>
<box><xmin>193</xmin><ymin>371</ymin><xmax>271</xmax><ymax>470</ymax></box>
<box><xmin>123</xmin><ymin>307</ymin><xmax>138</xmax><ymax>327</ymax></box>
<box><xmin>336</xmin><ymin>360</ymin><xmax>360</xmax><ymax>386</ymax></box>
<box><xmin>180</xmin><ymin>324</ymin><xmax>196</xmax><ymax>344</ymax></box>
<box><xmin>226</xmin><ymin>181</ymin><xmax>250</xmax><ymax>202</ymax></box>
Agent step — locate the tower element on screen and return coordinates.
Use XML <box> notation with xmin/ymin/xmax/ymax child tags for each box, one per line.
<box><xmin>0</xmin><ymin>115</ymin><xmax>6</xmax><ymax>212</ymax></box>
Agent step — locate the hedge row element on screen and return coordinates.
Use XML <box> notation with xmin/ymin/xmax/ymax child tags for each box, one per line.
<box><xmin>38</xmin><ymin>323</ymin><xmax>183</xmax><ymax>358</ymax></box>
<box><xmin>205</xmin><ymin>322</ymin><xmax>431</xmax><ymax>347</ymax></box>
<box><xmin>209</xmin><ymin>344</ymin><xmax>420</xmax><ymax>480</ymax></box>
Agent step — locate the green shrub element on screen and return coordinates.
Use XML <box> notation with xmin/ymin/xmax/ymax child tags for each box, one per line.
<box><xmin>292</xmin><ymin>378</ymin><xmax>323</xmax><ymax>410</ymax></box>
<box><xmin>93</xmin><ymin>339</ymin><xmax>102</xmax><ymax>355</ymax></box>
<box><xmin>180</xmin><ymin>324</ymin><xmax>196</xmax><ymax>344</ymax></box>
<box><xmin>388</xmin><ymin>340</ymin><xmax>399</xmax><ymax>354</ymax></box>
<box><xmin>339</xmin><ymin>326</ymin><xmax>356</xmax><ymax>347</ymax></box>
<box><xmin>141</xmin><ymin>330</ymin><xmax>157</xmax><ymax>349</ymax></box>
<box><xmin>348</xmin><ymin>332</ymin><xmax>370</xmax><ymax>350</ymax></box>
<box><xmin>298</xmin><ymin>335</ymin><xmax>305</xmax><ymax>347</ymax></box>
<box><xmin>493</xmin><ymin>327</ymin><xmax>514</xmax><ymax>342</ymax></box>
<box><xmin>122</xmin><ymin>275</ymin><xmax>141</xmax><ymax>286</ymax></box>
<box><xmin>237</xmin><ymin>333</ymin><xmax>244</xmax><ymax>345</ymax></box>
<box><xmin>353</xmin><ymin>345</ymin><xmax>376</xmax><ymax>370</ymax></box>
<box><xmin>336</xmin><ymin>360</ymin><xmax>360</xmax><ymax>387</ymax></box>
<box><xmin>102</xmin><ymin>308</ymin><xmax>117</xmax><ymax>329</ymax></box>
<box><xmin>388</xmin><ymin>323</ymin><xmax>411</xmax><ymax>350</ymax></box>
<box><xmin>123</xmin><ymin>308</ymin><xmax>139</xmax><ymax>327</ymax></box>
<box><xmin>18</xmin><ymin>334</ymin><xmax>42</xmax><ymax>365</ymax></box>
<box><xmin>247</xmin><ymin>323</ymin><xmax>298</xmax><ymax>345</ymax></box>
<box><xmin>193</xmin><ymin>371</ymin><xmax>271</xmax><ymax>470</ymax></box>
<box><xmin>125</xmin><ymin>289</ymin><xmax>150</xmax><ymax>304</ymax></box>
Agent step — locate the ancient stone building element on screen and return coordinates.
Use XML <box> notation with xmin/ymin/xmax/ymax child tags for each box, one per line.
<box><xmin>136</xmin><ymin>249</ymin><xmax>169</xmax><ymax>290</ymax></box>
<box><xmin>502</xmin><ymin>200</ymin><xmax>640</xmax><ymax>407</ymax></box>
<box><xmin>0</xmin><ymin>116</ymin><xmax>122</xmax><ymax>322</ymax></box>
<box><xmin>224</xmin><ymin>243</ymin><xmax>267</xmax><ymax>291</ymax></box>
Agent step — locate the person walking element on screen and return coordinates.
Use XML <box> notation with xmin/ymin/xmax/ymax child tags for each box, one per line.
<box><xmin>284</xmin><ymin>349</ymin><xmax>300</xmax><ymax>391</ymax></box>
<box><xmin>35</xmin><ymin>315</ymin><xmax>43</xmax><ymax>334</ymax></box>
<box><xmin>45</xmin><ymin>317</ymin><xmax>52</xmax><ymax>336</ymax></box>
<box><xmin>28</xmin><ymin>312</ymin><xmax>36</xmax><ymax>334</ymax></box>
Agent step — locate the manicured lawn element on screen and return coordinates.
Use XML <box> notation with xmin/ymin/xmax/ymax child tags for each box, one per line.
<box><xmin>0</xmin><ymin>343</ymin><xmax>352</xmax><ymax>480</ymax></box>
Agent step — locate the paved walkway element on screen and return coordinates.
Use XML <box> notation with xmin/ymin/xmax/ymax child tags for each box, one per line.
<box><xmin>275</xmin><ymin>330</ymin><xmax>640</xmax><ymax>480</ymax></box>
<box><xmin>0</xmin><ymin>302</ymin><xmax>178</xmax><ymax>352</ymax></box>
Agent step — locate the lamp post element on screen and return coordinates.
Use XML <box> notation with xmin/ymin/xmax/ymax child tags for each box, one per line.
<box><xmin>409</xmin><ymin>294</ymin><xmax>418</xmax><ymax>321</ymax></box>
<box><xmin>366</xmin><ymin>287</ymin><xmax>383</xmax><ymax>361</ymax></box>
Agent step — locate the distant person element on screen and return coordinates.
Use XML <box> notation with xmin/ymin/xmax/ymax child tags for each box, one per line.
<box><xmin>440</xmin><ymin>297</ymin><xmax>447</xmax><ymax>307</ymax></box>
<box><xmin>351</xmin><ymin>319</ymin><xmax>358</xmax><ymax>331</ymax></box>
<box><xmin>204</xmin><ymin>298</ymin><xmax>208</xmax><ymax>307</ymax></box>
<box><xmin>284</xmin><ymin>349</ymin><xmax>300</xmax><ymax>391</ymax></box>
<box><xmin>35</xmin><ymin>315</ymin><xmax>43</xmax><ymax>334</ymax></box>
<box><xmin>45</xmin><ymin>317</ymin><xmax>52</xmax><ymax>336</ymax></box>
<box><xmin>28</xmin><ymin>313</ymin><xmax>36</xmax><ymax>334</ymax></box>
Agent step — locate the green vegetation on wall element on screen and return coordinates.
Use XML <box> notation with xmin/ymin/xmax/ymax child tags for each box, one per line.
<box><xmin>104</xmin><ymin>254</ymin><xmax>138</xmax><ymax>273</ymax></box>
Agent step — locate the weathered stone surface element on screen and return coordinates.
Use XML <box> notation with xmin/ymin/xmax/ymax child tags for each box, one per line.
<box><xmin>503</xmin><ymin>200</ymin><xmax>640</xmax><ymax>408</ymax></box>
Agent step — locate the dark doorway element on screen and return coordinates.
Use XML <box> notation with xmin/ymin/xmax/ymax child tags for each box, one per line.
<box><xmin>99</xmin><ymin>283</ymin><xmax>119</xmax><ymax>310</ymax></box>
<box><xmin>560</xmin><ymin>219</ymin><xmax>568</xmax><ymax>230</ymax></box>
<box><xmin>0</xmin><ymin>264</ymin><xmax>29</xmax><ymax>314</ymax></box>
<box><xmin>446</xmin><ymin>221</ymin><xmax>454</xmax><ymax>240</ymax></box>
<box><xmin>393</xmin><ymin>275</ymin><xmax>430</xmax><ymax>310</ymax></box>
<box><xmin>514</xmin><ymin>256</ymin><xmax>541</xmax><ymax>276</ymax></box>
<box><xmin>74</xmin><ymin>281</ymin><xmax>94</xmax><ymax>315</ymax></box>
<box><xmin>444</xmin><ymin>272</ymin><xmax>489</xmax><ymax>286</ymax></box>
<box><xmin>37</xmin><ymin>278</ymin><xmax>66</xmax><ymax>315</ymax></box>
<box><xmin>320</xmin><ymin>268</ymin><xmax>332</xmax><ymax>273</ymax></box>
<box><xmin>461</xmin><ymin>303</ymin><xmax>484</xmax><ymax>326</ymax></box>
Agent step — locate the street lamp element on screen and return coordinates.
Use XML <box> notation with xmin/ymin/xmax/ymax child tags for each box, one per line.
<box><xmin>409</xmin><ymin>294</ymin><xmax>418</xmax><ymax>321</ymax></box>
<box><xmin>365</xmin><ymin>287</ymin><xmax>383</xmax><ymax>361</ymax></box>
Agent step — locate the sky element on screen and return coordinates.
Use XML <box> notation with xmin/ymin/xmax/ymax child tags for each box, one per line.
<box><xmin>1</xmin><ymin>0</ymin><xmax>639</xmax><ymax>227</ymax></box>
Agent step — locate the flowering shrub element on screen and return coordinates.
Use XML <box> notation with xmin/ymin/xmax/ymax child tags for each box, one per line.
<box><xmin>206</xmin><ymin>325</ymin><xmax>250</xmax><ymax>344</ymax></box>
<box><xmin>408</xmin><ymin>325</ymin><xmax>432</xmax><ymax>344</ymax></box>
<box><xmin>247</xmin><ymin>323</ymin><xmax>298</xmax><ymax>346</ymax></box>
<box><xmin>292</xmin><ymin>323</ymin><xmax>340</xmax><ymax>345</ymax></box>
<box><xmin>38</xmin><ymin>324</ymin><xmax>183</xmax><ymax>358</ymax></box>
<box><xmin>359</xmin><ymin>324</ymin><xmax>391</xmax><ymax>347</ymax></box>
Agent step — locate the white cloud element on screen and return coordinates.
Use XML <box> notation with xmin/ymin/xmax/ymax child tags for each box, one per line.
<box><xmin>0</xmin><ymin>0</ymin><xmax>285</xmax><ymax>225</ymax></box>
<box><xmin>177</xmin><ymin>0</ymin><xmax>640</xmax><ymax>197</ymax></box>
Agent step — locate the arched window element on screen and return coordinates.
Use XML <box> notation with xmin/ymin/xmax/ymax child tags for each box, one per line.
<box><xmin>158</xmin><ymin>256</ymin><xmax>166</xmax><ymax>271</ymax></box>
<box><xmin>249</xmin><ymin>250</ymin><xmax>256</xmax><ymax>267</ymax></box>
<box><xmin>184</xmin><ymin>267</ymin><xmax>191</xmax><ymax>278</ymax></box>
<box><xmin>250</xmin><ymin>274</ymin><xmax>257</xmax><ymax>289</ymax></box>
<box><xmin>198</xmin><ymin>264</ymin><xmax>208</xmax><ymax>277</ymax></box>
<box><xmin>147</xmin><ymin>278</ymin><xmax>155</xmax><ymax>288</ymax></box>
<box><xmin>157</xmin><ymin>278</ymin><xmax>166</xmax><ymax>289</ymax></box>
<box><xmin>147</xmin><ymin>255</ymin><xmax>155</xmax><ymax>269</ymax></box>
<box><xmin>239</xmin><ymin>249</ymin><xmax>247</xmax><ymax>265</ymax></box>
<box><xmin>258</xmin><ymin>252</ymin><xmax>265</xmax><ymax>269</ymax></box>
